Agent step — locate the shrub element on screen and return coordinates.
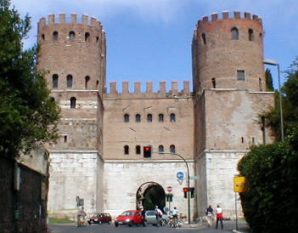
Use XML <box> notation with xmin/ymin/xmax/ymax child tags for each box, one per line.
<box><xmin>238</xmin><ymin>140</ymin><xmax>298</xmax><ymax>233</ymax></box>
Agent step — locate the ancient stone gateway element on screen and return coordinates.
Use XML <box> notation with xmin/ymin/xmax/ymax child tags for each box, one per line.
<box><xmin>136</xmin><ymin>182</ymin><xmax>165</xmax><ymax>211</ymax></box>
<box><xmin>37</xmin><ymin>11</ymin><xmax>275</xmax><ymax>220</ymax></box>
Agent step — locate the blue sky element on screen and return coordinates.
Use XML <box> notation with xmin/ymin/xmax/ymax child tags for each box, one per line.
<box><xmin>11</xmin><ymin>0</ymin><xmax>298</xmax><ymax>92</ymax></box>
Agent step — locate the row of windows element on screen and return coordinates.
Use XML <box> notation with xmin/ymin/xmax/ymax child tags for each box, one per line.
<box><xmin>210</xmin><ymin>70</ymin><xmax>263</xmax><ymax>91</ymax></box>
<box><xmin>123</xmin><ymin>145</ymin><xmax>176</xmax><ymax>155</ymax></box>
<box><xmin>209</xmin><ymin>70</ymin><xmax>245</xmax><ymax>89</ymax></box>
<box><xmin>201</xmin><ymin>28</ymin><xmax>260</xmax><ymax>45</ymax></box>
<box><xmin>67</xmin><ymin>98</ymin><xmax>179</xmax><ymax>121</ymax></box>
<box><xmin>41</xmin><ymin>31</ymin><xmax>99</xmax><ymax>43</ymax></box>
<box><xmin>124</xmin><ymin>113</ymin><xmax>176</xmax><ymax>123</ymax></box>
<box><xmin>60</xmin><ymin>133</ymin><xmax>258</xmax><ymax>146</ymax></box>
<box><xmin>52</xmin><ymin>74</ymin><xmax>99</xmax><ymax>89</ymax></box>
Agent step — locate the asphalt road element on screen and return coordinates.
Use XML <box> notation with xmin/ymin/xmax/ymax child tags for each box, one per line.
<box><xmin>48</xmin><ymin>220</ymin><xmax>250</xmax><ymax>233</ymax></box>
<box><xmin>49</xmin><ymin>223</ymin><xmax>198</xmax><ymax>233</ymax></box>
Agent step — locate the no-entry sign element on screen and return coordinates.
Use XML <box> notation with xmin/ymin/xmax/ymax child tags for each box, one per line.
<box><xmin>167</xmin><ymin>186</ymin><xmax>173</xmax><ymax>192</ymax></box>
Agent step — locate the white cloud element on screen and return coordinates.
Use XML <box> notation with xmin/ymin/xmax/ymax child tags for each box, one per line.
<box><xmin>11</xmin><ymin>0</ymin><xmax>298</xmax><ymax>25</ymax></box>
<box><xmin>11</xmin><ymin>0</ymin><xmax>193</xmax><ymax>23</ymax></box>
<box><xmin>11</xmin><ymin>0</ymin><xmax>195</xmax><ymax>48</ymax></box>
<box><xmin>10</xmin><ymin>0</ymin><xmax>298</xmax><ymax>69</ymax></box>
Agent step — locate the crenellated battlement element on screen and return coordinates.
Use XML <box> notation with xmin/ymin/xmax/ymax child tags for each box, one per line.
<box><xmin>38</xmin><ymin>13</ymin><xmax>102</xmax><ymax>28</ymax></box>
<box><xmin>105</xmin><ymin>81</ymin><xmax>191</xmax><ymax>97</ymax></box>
<box><xmin>197</xmin><ymin>11</ymin><xmax>262</xmax><ymax>25</ymax></box>
<box><xmin>38</xmin><ymin>13</ymin><xmax>106</xmax><ymax>94</ymax></box>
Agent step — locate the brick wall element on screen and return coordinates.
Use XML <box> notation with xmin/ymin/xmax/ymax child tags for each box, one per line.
<box><xmin>0</xmin><ymin>157</ymin><xmax>48</xmax><ymax>233</ymax></box>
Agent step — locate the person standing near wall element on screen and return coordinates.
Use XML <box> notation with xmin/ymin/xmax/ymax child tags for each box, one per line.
<box><xmin>205</xmin><ymin>205</ymin><xmax>214</xmax><ymax>227</ymax></box>
<box><xmin>215</xmin><ymin>205</ymin><xmax>224</xmax><ymax>230</ymax></box>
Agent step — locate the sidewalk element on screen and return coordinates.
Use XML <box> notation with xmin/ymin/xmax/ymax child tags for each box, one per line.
<box><xmin>182</xmin><ymin>220</ymin><xmax>250</xmax><ymax>233</ymax></box>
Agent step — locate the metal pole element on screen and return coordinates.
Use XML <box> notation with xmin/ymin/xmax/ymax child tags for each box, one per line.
<box><xmin>263</xmin><ymin>59</ymin><xmax>284</xmax><ymax>142</ymax></box>
<box><xmin>187</xmin><ymin>169</ymin><xmax>191</xmax><ymax>224</ymax></box>
<box><xmin>169</xmin><ymin>195</ymin><xmax>171</xmax><ymax>213</ymax></box>
<box><xmin>235</xmin><ymin>192</ymin><xmax>238</xmax><ymax>231</ymax></box>
<box><xmin>277</xmin><ymin>64</ymin><xmax>285</xmax><ymax>141</ymax></box>
<box><xmin>171</xmin><ymin>153</ymin><xmax>191</xmax><ymax>224</ymax></box>
<box><xmin>158</xmin><ymin>152</ymin><xmax>191</xmax><ymax>224</ymax></box>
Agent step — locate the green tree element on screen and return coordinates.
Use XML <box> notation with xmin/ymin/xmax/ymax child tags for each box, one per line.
<box><xmin>265</xmin><ymin>68</ymin><xmax>274</xmax><ymax>91</ymax></box>
<box><xmin>238</xmin><ymin>139</ymin><xmax>298</xmax><ymax>233</ymax></box>
<box><xmin>283</xmin><ymin>58</ymin><xmax>298</xmax><ymax>128</ymax></box>
<box><xmin>263</xmin><ymin>57</ymin><xmax>298</xmax><ymax>140</ymax></box>
<box><xmin>238</xmin><ymin>57</ymin><xmax>298</xmax><ymax>233</ymax></box>
<box><xmin>262</xmin><ymin>92</ymin><xmax>283</xmax><ymax>140</ymax></box>
<box><xmin>0</xmin><ymin>0</ymin><xmax>60</xmax><ymax>158</ymax></box>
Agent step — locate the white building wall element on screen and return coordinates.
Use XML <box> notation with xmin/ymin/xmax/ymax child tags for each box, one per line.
<box><xmin>103</xmin><ymin>160</ymin><xmax>196</xmax><ymax>219</ymax></box>
<box><xmin>196</xmin><ymin>151</ymin><xmax>245</xmax><ymax>218</ymax></box>
<box><xmin>48</xmin><ymin>151</ymin><xmax>104</xmax><ymax>216</ymax></box>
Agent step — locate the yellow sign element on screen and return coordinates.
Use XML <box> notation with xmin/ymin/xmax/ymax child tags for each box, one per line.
<box><xmin>234</xmin><ymin>176</ymin><xmax>247</xmax><ymax>193</ymax></box>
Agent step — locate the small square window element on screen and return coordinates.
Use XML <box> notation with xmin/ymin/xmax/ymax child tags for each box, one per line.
<box><xmin>147</xmin><ymin>114</ymin><xmax>152</xmax><ymax>122</ymax></box>
<box><xmin>159</xmin><ymin>114</ymin><xmax>164</xmax><ymax>122</ymax></box>
<box><xmin>124</xmin><ymin>114</ymin><xmax>129</xmax><ymax>122</ymax></box>
<box><xmin>67</xmin><ymin>75</ymin><xmax>73</xmax><ymax>88</ymax></box>
<box><xmin>237</xmin><ymin>70</ymin><xmax>245</xmax><ymax>81</ymax></box>
<box><xmin>135</xmin><ymin>114</ymin><xmax>141</xmax><ymax>122</ymax></box>
<box><xmin>52</xmin><ymin>74</ymin><xmax>59</xmax><ymax>89</ymax></box>
<box><xmin>136</xmin><ymin>145</ymin><xmax>141</xmax><ymax>154</ymax></box>
<box><xmin>170</xmin><ymin>113</ymin><xmax>176</xmax><ymax>122</ymax></box>
<box><xmin>158</xmin><ymin>145</ymin><xmax>164</xmax><ymax>153</ymax></box>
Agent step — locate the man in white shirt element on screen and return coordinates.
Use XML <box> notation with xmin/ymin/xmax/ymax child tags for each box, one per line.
<box><xmin>171</xmin><ymin>207</ymin><xmax>179</xmax><ymax>227</ymax></box>
<box><xmin>155</xmin><ymin>206</ymin><xmax>163</xmax><ymax>227</ymax></box>
<box><xmin>215</xmin><ymin>205</ymin><xmax>224</xmax><ymax>229</ymax></box>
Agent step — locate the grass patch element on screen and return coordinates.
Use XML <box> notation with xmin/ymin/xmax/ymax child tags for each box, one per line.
<box><xmin>48</xmin><ymin>217</ymin><xmax>74</xmax><ymax>224</ymax></box>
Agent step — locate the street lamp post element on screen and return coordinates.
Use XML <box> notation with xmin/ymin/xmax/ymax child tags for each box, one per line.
<box><xmin>159</xmin><ymin>152</ymin><xmax>191</xmax><ymax>224</ymax></box>
<box><xmin>264</xmin><ymin>59</ymin><xmax>285</xmax><ymax>141</ymax></box>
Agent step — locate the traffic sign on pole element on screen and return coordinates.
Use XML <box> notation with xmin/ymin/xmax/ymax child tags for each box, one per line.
<box><xmin>167</xmin><ymin>186</ymin><xmax>173</xmax><ymax>193</ymax></box>
<box><xmin>176</xmin><ymin>171</ymin><xmax>184</xmax><ymax>180</ymax></box>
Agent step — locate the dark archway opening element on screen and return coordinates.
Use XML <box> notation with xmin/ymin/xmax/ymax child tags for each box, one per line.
<box><xmin>136</xmin><ymin>182</ymin><xmax>165</xmax><ymax>211</ymax></box>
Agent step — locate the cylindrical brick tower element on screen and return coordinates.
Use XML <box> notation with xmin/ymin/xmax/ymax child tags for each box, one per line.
<box><xmin>192</xmin><ymin>12</ymin><xmax>274</xmax><ymax>218</ymax></box>
<box><xmin>38</xmin><ymin>13</ymin><xmax>106</xmax><ymax>93</ymax></box>
<box><xmin>37</xmin><ymin>14</ymin><xmax>106</xmax><ymax>151</ymax></box>
<box><xmin>192</xmin><ymin>11</ymin><xmax>265</xmax><ymax>92</ymax></box>
<box><xmin>37</xmin><ymin>14</ymin><xmax>106</xmax><ymax>216</ymax></box>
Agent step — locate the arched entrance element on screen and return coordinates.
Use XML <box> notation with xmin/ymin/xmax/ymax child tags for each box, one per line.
<box><xmin>136</xmin><ymin>182</ymin><xmax>165</xmax><ymax>211</ymax></box>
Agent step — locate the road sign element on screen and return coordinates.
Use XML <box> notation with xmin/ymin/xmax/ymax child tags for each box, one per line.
<box><xmin>234</xmin><ymin>176</ymin><xmax>247</xmax><ymax>193</ymax></box>
<box><xmin>167</xmin><ymin>186</ymin><xmax>173</xmax><ymax>192</ymax></box>
<box><xmin>176</xmin><ymin>171</ymin><xmax>184</xmax><ymax>180</ymax></box>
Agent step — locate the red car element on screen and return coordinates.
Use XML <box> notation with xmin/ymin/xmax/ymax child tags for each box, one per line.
<box><xmin>87</xmin><ymin>213</ymin><xmax>112</xmax><ymax>224</ymax></box>
<box><xmin>114</xmin><ymin>210</ymin><xmax>146</xmax><ymax>227</ymax></box>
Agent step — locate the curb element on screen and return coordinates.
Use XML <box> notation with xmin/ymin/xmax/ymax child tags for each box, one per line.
<box><xmin>181</xmin><ymin>223</ymin><xmax>205</xmax><ymax>229</ymax></box>
<box><xmin>232</xmin><ymin>229</ymin><xmax>249</xmax><ymax>233</ymax></box>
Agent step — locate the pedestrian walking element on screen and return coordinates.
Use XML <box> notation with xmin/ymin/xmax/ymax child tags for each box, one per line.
<box><xmin>215</xmin><ymin>205</ymin><xmax>224</xmax><ymax>230</ymax></box>
<box><xmin>205</xmin><ymin>205</ymin><xmax>214</xmax><ymax>227</ymax></box>
<box><xmin>155</xmin><ymin>205</ymin><xmax>163</xmax><ymax>227</ymax></box>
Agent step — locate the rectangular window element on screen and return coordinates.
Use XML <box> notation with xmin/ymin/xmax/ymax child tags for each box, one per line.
<box><xmin>53</xmin><ymin>79</ymin><xmax>58</xmax><ymax>89</ymax></box>
<box><xmin>52</xmin><ymin>75</ymin><xmax>58</xmax><ymax>89</ymax></box>
<box><xmin>237</xmin><ymin>70</ymin><xmax>245</xmax><ymax>81</ymax></box>
<box><xmin>67</xmin><ymin>75</ymin><xmax>73</xmax><ymax>88</ymax></box>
